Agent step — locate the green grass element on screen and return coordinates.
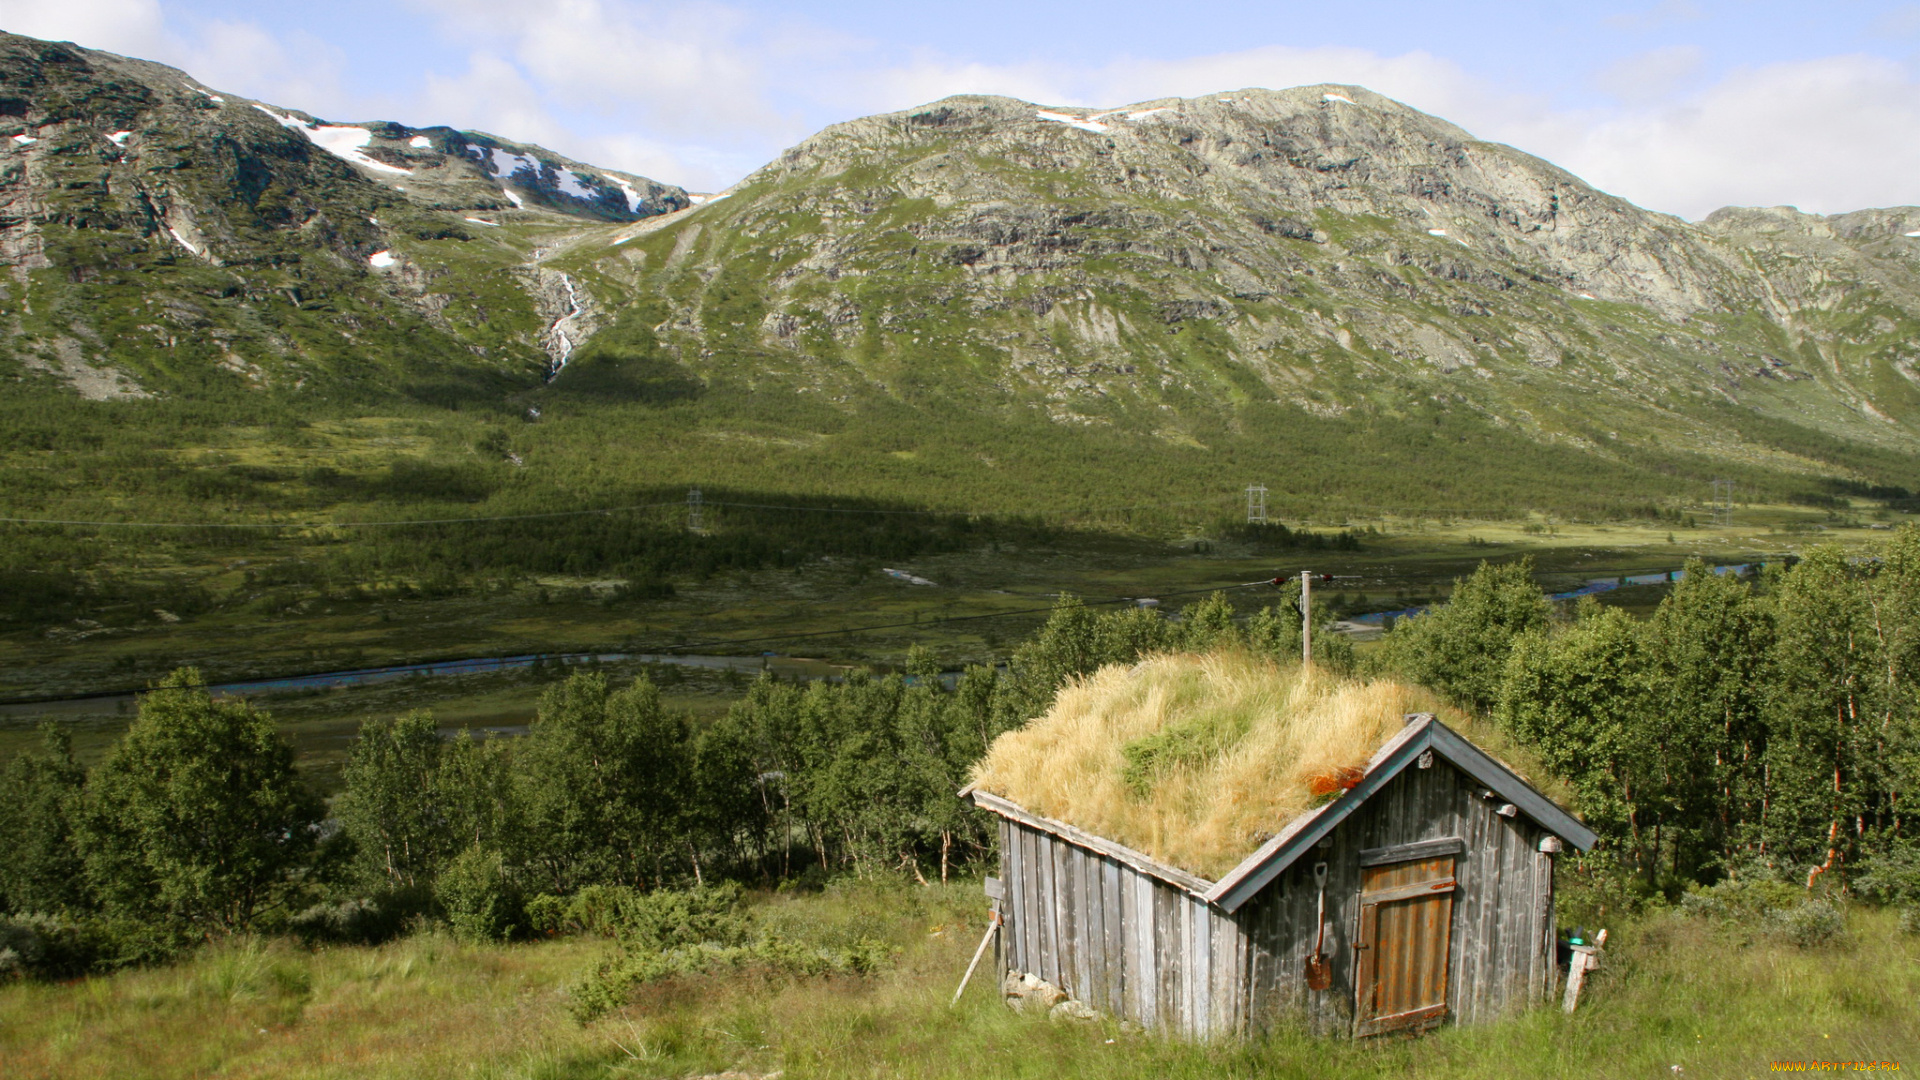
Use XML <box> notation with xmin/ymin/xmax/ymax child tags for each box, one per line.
<box><xmin>2</xmin><ymin>880</ymin><xmax>1913</xmax><ymax>1079</ymax></box>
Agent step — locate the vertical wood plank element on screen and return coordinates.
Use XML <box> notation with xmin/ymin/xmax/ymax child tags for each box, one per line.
<box><xmin>1082</xmin><ymin>845</ymin><xmax>1098</xmax><ymax>999</ymax></box>
<box><xmin>1121</xmin><ymin>853</ymin><xmax>1128</xmax><ymax>1014</ymax></box>
<box><xmin>1103</xmin><ymin>856</ymin><xmax>1124</xmax><ymax>1014</ymax></box>
<box><xmin>1020</xmin><ymin>826</ymin><xmax>1039</xmax><ymax>978</ymax></box>
<box><xmin>1001</xmin><ymin>820</ymin><xmax>1020</xmax><ymax>977</ymax></box>
<box><xmin>1153</xmin><ymin>877</ymin><xmax>1178</xmax><ymax>1033</ymax></box>
<box><xmin>1054</xmin><ymin>837</ymin><xmax>1075</xmax><ymax>995</ymax></box>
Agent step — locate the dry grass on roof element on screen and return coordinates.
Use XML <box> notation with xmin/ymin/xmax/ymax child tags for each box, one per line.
<box><xmin>969</xmin><ymin>649</ymin><xmax>1539</xmax><ymax>880</ymax></box>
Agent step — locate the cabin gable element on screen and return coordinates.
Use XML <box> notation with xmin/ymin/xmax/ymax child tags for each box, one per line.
<box><xmin>1238</xmin><ymin>752</ymin><xmax>1559</xmax><ymax>1035</ymax></box>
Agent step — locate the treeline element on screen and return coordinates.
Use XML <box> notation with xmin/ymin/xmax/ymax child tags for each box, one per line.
<box><xmin>1370</xmin><ymin>529</ymin><xmax>1920</xmax><ymax>901</ymax></box>
<box><xmin>0</xmin><ymin>590</ymin><xmax>1324</xmax><ymax>978</ymax></box>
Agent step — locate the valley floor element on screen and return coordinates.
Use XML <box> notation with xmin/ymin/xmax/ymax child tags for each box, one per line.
<box><xmin>0</xmin><ymin>514</ymin><xmax>1871</xmax><ymax>782</ymax></box>
<box><xmin>2</xmin><ymin>880</ymin><xmax>1914</xmax><ymax>1080</ymax></box>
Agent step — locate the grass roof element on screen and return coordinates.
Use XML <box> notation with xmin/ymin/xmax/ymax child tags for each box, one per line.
<box><xmin>969</xmin><ymin>650</ymin><xmax>1533</xmax><ymax>880</ymax></box>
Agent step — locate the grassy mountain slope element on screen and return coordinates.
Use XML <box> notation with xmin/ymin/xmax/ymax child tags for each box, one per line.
<box><xmin>529</xmin><ymin>87</ymin><xmax>1920</xmax><ymax>518</ymax></box>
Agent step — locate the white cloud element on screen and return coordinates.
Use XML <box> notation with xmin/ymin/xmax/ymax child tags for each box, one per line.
<box><xmin>401</xmin><ymin>0</ymin><xmax>814</xmax><ymax>139</ymax></box>
<box><xmin>1592</xmin><ymin>45</ymin><xmax>1704</xmax><ymax>106</ymax></box>
<box><xmin>0</xmin><ymin>0</ymin><xmax>168</xmax><ymax>57</ymax></box>
<box><xmin>0</xmin><ymin>0</ymin><xmax>350</xmax><ymax>118</ymax></box>
<box><xmin>1538</xmin><ymin>55</ymin><xmax>1920</xmax><ymax>219</ymax></box>
<box><xmin>176</xmin><ymin>20</ymin><xmax>350</xmax><ymax>117</ymax></box>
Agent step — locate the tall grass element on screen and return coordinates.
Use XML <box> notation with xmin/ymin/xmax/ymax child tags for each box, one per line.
<box><xmin>2</xmin><ymin>880</ymin><xmax>1914</xmax><ymax>1079</ymax></box>
<box><xmin>968</xmin><ymin>652</ymin><xmax>1533</xmax><ymax>878</ymax></box>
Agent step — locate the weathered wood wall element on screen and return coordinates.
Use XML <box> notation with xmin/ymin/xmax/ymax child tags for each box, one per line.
<box><xmin>1240</xmin><ymin>755</ymin><xmax>1557</xmax><ymax>1034</ymax></box>
<box><xmin>997</xmin><ymin>817</ymin><xmax>1246</xmax><ymax>1038</ymax></box>
<box><xmin>994</xmin><ymin>754</ymin><xmax>1558</xmax><ymax>1039</ymax></box>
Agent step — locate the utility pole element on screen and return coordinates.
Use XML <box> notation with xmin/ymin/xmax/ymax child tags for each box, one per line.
<box><xmin>1247</xmin><ymin>484</ymin><xmax>1268</xmax><ymax>525</ymax></box>
<box><xmin>688</xmin><ymin>487</ymin><xmax>704</xmax><ymax>533</ymax></box>
<box><xmin>1711</xmin><ymin>479</ymin><xmax>1734</xmax><ymax>528</ymax></box>
<box><xmin>1300</xmin><ymin>569</ymin><xmax>1313</xmax><ymax>665</ymax></box>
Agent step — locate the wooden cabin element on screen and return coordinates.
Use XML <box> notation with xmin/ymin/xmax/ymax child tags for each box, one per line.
<box><xmin>964</xmin><ymin>712</ymin><xmax>1596</xmax><ymax>1039</ymax></box>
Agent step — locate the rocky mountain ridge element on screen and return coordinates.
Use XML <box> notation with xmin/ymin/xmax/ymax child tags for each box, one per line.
<box><xmin>3</xmin><ymin>28</ymin><xmax>1918</xmax><ymax>506</ymax></box>
<box><xmin>0</xmin><ymin>31</ymin><xmax>683</xmax><ymax>400</ymax></box>
<box><xmin>546</xmin><ymin>85</ymin><xmax>1920</xmax><ymax>481</ymax></box>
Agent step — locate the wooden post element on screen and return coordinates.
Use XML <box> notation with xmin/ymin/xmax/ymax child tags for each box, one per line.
<box><xmin>1301</xmin><ymin>570</ymin><xmax>1313</xmax><ymax>665</ymax></box>
<box><xmin>952</xmin><ymin>909</ymin><xmax>1002</xmax><ymax>1007</ymax></box>
<box><xmin>1561</xmin><ymin>928</ymin><xmax>1607</xmax><ymax>1014</ymax></box>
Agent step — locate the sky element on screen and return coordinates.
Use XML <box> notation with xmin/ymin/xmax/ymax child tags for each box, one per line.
<box><xmin>4</xmin><ymin>0</ymin><xmax>1920</xmax><ymax>218</ymax></box>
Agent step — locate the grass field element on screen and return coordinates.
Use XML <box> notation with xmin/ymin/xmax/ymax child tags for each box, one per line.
<box><xmin>1</xmin><ymin>879</ymin><xmax>1913</xmax><ymax>1079</ymax></box>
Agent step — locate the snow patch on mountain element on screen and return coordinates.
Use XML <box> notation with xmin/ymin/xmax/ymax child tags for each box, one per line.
<box><xmin>409</xmin><ymin>135</ymin><xmax>431</xmax><ymax>148</ymax></box>
<box><xmin>482</xmin><ymin>147</ymin><xmax>539</xmax><ymax>180</ymax></box>
<box><xmin>251</xmin><ymin>105</ymin><xmax>411</xmax><ymax>176</ymax></box>
<box><xmin>1036</xmin><ymin>109</ymin><xmax>1109</xmax><ymax>133</ymax></box>
<box><xmin>554</xmin><ymin>168</ymin><xmax>596</xmax><ymax>201</ymax></box>
<box><xmin>369</xmin><ymin>250</ymin><xmax>396</xmax><ymax>268</ymax></box>
<box><xmin>106</xmin><ymin>130</ymin><xmax>131</xmax><ymax>146</ymax></box>
<box><xmin>609</xmin><ymin>176</ymin><xmax>647</xmax><ymax>212</ymax></box>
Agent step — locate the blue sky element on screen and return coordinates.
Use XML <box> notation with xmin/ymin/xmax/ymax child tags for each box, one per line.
<box><xmin>5</xmin><ymin>0</ymin><xmax>1920</xmax><ymax>217</ymax></box>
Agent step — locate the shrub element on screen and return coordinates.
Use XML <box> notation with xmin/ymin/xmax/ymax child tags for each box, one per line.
<box><xmin>1852</xmin><ymin>844</ymin><xmax>1920</xmax><ymax>906</ymax></box>
<box><xmin>437</xmin><ymin>845</ymin><xmax>520</xmax><ymax>943</ymax></box>
<box><xmin>1772</xmin><ymin>900</ymin><xmax>1845</xmax><ymax>948</ymax></box>
<box><xmin>0</xmin><ymin>913</ymin><xmax>109</xmax><ymax>980</ymax></box>
<box><xmin>288</xmin><ymin>892</ymin><xmax>421</xmax><ymax>946</ymax></box>
<box><xmin>566</xmin><ymin>884</ymin><xmax>893</xmax><ymax>1023</ymax></box>
<box><xmin>1678</xmin><ymin>878</ymin><xmax>1846</xmax><ymax>947</ymax></box>
<box><xmin>526</xmin><ymin>884</ymin><xmax>651</xmax><ymax>938</ymax></box>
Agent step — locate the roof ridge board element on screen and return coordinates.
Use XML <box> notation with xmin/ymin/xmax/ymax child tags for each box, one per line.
<box><xmin>1205</xmin><ymin>715</ymin><xmax>1437</xmax><ymax>910</ymax></box>
<box><xmin>1427</xmin><ymin>721</ymin><xmax>1599</xmax><ymax>851</ymax></box>
<box><xmin>965</xmin><ymin>788</ymin><xmax>1217</xmax><ymax>897</ymax></box>
<box><xmin>1205</xmin><ymin>715</ymin><xmax>1597</xmax><ymax>912</ymax></box>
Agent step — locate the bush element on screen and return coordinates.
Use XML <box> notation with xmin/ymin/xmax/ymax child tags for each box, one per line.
<box><xmin>1678</xmin><ymin>879</ymin><xmax>1846</xmax><ymax>947</ymax></box>
<box><xmin>288</xmin><ymin>891</ymin><xmax>422</xmax><ymax>946</ymax></box>
<box><xmin>437</xmin><ymin>845</ymin><xmax>520</xmax><ymax>943</ymax></box>
<box><xmin>566</xmin><ymin>884</ymin><xmax>893</xmax><ymax>1023</ymax></box>
<box><xmin>527</xmin><ymin>884</ymin><xmax>641</xmax><ymax>937</ymax></box>
<box><xmin>1678</xmin><ymin>877</ymin><xmax>1803</xmax><ymax>922</ymax></box>
<box><xmin>1852</xmin><ymin>844</ymin><xmax>1920</xmax><ymax>906</ymax></box>
<box><xmin>1772</xmin><ymin>900</ymin><xmax>1845</xmax><ymax>948</ymax></box>
<box><xmin>0</xmin><ymin>913</ymin><xmax>112</xmax><ymax>980</ymax></box>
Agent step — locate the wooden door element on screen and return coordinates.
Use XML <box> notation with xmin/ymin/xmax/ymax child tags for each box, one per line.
<box><xmin>1353</xmin><ymin>854</ymin><xmax>1456</xmax><ymax>1037</ymax></box>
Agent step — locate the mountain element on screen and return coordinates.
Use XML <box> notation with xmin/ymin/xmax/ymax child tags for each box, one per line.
<box><xmin>0</xmin><ymin>31</ymin><xmax>685</xmax><ymax>403</ymax></box>
<box><xmin>2</xmin><ymin>27</ymin><xmax>1918</xmax><ymax>523</ymax></box>
<box><xmin>538</xmin><ymin>87</ymin><xmax>1920</xmax><ymax>509</ymax></box>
